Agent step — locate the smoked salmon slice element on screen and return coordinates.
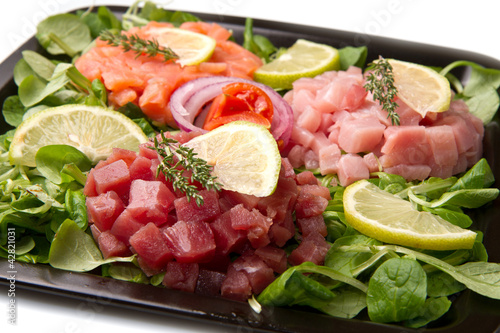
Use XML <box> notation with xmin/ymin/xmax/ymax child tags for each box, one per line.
<box><xmin>75</xmin><ymin>21</ymin><xmax>263</xmax><ymax>127</ymax></box>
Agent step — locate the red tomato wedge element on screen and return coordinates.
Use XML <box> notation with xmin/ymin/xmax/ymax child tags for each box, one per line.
<box><xmin>203</xmin><ymin>82</ymin><xmax>274</xmax><ymax>131</ymax></box>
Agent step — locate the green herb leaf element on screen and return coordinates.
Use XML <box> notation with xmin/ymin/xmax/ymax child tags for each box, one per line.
<box><xmin>152</xmin><ymin>132</ymin><xmax>222</xmax><ymax>206</ymax></box>
<box><xmin>49</xmin><ymin>219</ymin><xmax>134</xmax><ymax>272</ymax></box>
<box><xmin>339</xmin><ymin>46</ymin><xmax>368</xmax><ymax>70</ymax></box>
<box><xmin>366</xmin><ymin>257</ymin><xmax>427</xmax><ymax>323</ymax></box>
<box><xmin>99</xmin><ymin>30</ymin><xmax>179</xmax><ymax>62</ymax></box>
<box><xmin>364</xmin><ymin>56</ymin><xmax>400</xmax><ymax>125</ymax></box>
<box><xmin>36</xmin><ymin>13</ymin><xmax>92</xmax><ymax>56</ymax></box>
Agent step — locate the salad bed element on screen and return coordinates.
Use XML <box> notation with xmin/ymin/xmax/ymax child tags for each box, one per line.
<box><xmin>1</xmin><ymin>2</ymin><xmax>500</xmax><ymax>332</ymax></box>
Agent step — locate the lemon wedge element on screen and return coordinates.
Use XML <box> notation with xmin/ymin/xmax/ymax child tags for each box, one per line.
<box><xmin>9</xmin><ymin>105</ymin><xmax>148</xmax><ymax>167</ymax></box>
<box><xmin>254</xmin><ymin>39</ymin><xmax>340</xmax><ymax>90</ymax></box>
<box><xmin>146</xmin><ymin>27</ymin><xmax>216</xmax><ymax>67</ymax></box>
<box><xmin>184</xmin><ymin>121</ymin><xmax>281</xmax><ymax>197</ymax></box>
<box><xmin>343</xmin><ymin>180</ymin><xmax>477</xmax><ymax>250</ymax></box>
<box><xmin>388</xmin><ymin>58</ymin><xmax>451</xmax><ymax>117</ymax></box>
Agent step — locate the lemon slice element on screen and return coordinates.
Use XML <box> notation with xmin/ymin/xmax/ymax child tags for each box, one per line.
<box><xmin>9</xmin><ymin>105</ymin><xmax>148</xmax><ymax>167</ymax></box>
<box><xmin>343</xmin><ymin>180</ymin><xmax>477</xmax><ymax>250</ymax></box>
<box><xmin>254</xmin><ymin>39</ymin><xmax>340</xmax><ymax>90</ymax></box>
<box><xmin>184</xmin><ymin>121</ymin><xmax>281</xmax><ymax>197</ymax></box>
<box><xmin>145</xmin><ymin>27</ymin><xmax>216</xmax><ymax>67</ymax></box>
<box><xmin>388</xmin><ymin>59</ymin><xmax>451</xmax><ymax>117</ymax></box>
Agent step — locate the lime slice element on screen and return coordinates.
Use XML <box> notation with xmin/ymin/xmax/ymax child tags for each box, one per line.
<box><xmin>9</xmin><ymin>105</ymin><xmax>148</xmax><ymax>167</ymax></box>
<box><xmin>254</xmin><ymin>39</ymin><xmax>340</xmax><ymax>90</ymax></box>
<box><xmin>184</xmin><ymin>121</ymin><xmax>281</xmax><ymax>197</ymax></box>
<box><xmin>388</xmin><ymin>59</ymin><xmax>451</xmax><ymax>117</ymax></box>
<box><xmin>146</xmin><ymin>27</ymin><xmax>216</xmax><ymax>67</ymax></box>
<box><xmin>343</xmin><ymin>180</ymin><xmax>477</xmax><ymax>250</ymax></box>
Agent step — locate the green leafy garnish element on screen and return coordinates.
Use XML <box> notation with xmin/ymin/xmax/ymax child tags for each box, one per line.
<box><xmin>152</xmin><ymin>132</ymin><xmax>221</xmax><ymax>206</ymax></box>
<box><xmin>99</xmin><ymin>30</ymin><xmax>179</xmax><ymax>62</ymax></box>
<box><xmin>364</xmin><ymin>56</ymin><xmax>400</xmax><ymax>125</ymax></box>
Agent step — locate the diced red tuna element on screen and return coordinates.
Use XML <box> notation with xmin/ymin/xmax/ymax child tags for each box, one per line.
<box><xmin>97</xmin><ymin>230</ymin><xmax>130</xmax><ymax>258</ymax></box>
<box><xmin>210</xmin><ymin>210</ymin><xmax>247</xmax><ymax>255</ymax></box>
<box><xmin>127</xmin><ymin>179</ymin><xmax>176</xmax><ymax>226</ymax></box>
<box><xmin>288</xmin><ymin>233</ymin><xmax>330</xmax><ymax>266</ymax></box>
<box><xmin>92</xmin><ymin>159</ymin><xmax>131</xmax><ymax>201</ymax></box>
<box><xmin>110</xmin><ymin>209</ymin><xmax>145</xmax><ymax>245</ymax></box>
<box><xmin>163</xmin><ymin>220</ymin><xmax>216</xmax><ymax>263</ymax></box>
<box><xmin>295</xmin><ymin>191</ymin><xmax>329</xmax><ymax>218</ymax></box>
<box><xmin>269</xmin><ymin>210</ymin><xmax>295</xmax><ymax>247</ymax></box>
<box><xmin>129</xmin><ymin>155</ymin><xmax>154</xmax><ymax>181</ymax></box>
<box><xmin>129</xmin><ymin>222</ymin><xmax>174</xmax><ymax>272</ymax></box>
<box><xmin>338</xmin><ymin>116</ymin><xmax>385</xmax><ymax>154</ymax></box>
<box><xmin>220</xmin><ymin>190</ymin><xmax>260</xmax><ymax>210</ymax></box>
<box><xmin>230</xmin><ymin>204</ymin><xmax>272</xmax><ymax>249</ymax></box>
<box><xmin>138</xmin><ymin>141</ymin><xmax>159</xmax><ymax>159</ymax></box>
<box><xmin>255</xmin><ymin>245</ymin><xmax>287</xmax><ymax>274</ymax></box>
<box><xmin>83</xmin><ymin>169</ymin><xmax>98</xmax><ymax>197</ymax></box>
<box><xmin>220</xmin><ymin>267</ymin><xmax>252</xmax><ymax>301</ymax></box>
<box><xmin>94</xmin><ymin>148</ymin><xmax>138</xmax><ymax>169</ymax></box>
<box><xmin>299</xmin><ymin>184</ymin><xmax>331</xmax><ymax>201</ymax></box>
<box><xmin>257</xmin><ymin>176</ymin><xmax>298</xmax><ymax>224</ymax></box>
<box><xmin>280</xmin><ymin>157</ymin><xmax>296</xmax><ymax>179</ymax></box>
<box><xmin>287</xmin><ymin>144</ymin><xmax>307</xmax><ymax>168</ymax></box>
<box><xmin>337</xmin><ymin>153</ymin><xmax>370</xmax><ymax>187</ymax></box>
<box><xmin>297</xmin><ymin>215</ymin><xmax>328</xmax><ymax>238</ymax></box>
<box><xmin>86</xmin><ymin>190</ymin><xmax>125</xmax><ymax>231</ymax></box>
<box><xmin>174</xmin><ymin>190</ymin><xmax>221</xmax><ymax>223</ymax></box>
<box><xmin>230</xmin><ymin>252</ymin><xmax>275</xmax><ymax>294</ymax></box>
<box><xmin>162</xmin><ymin>261</ymin><xmax>199</xmax><ymax>293</ymax></box>
<box><xmin>195</xmin><ymin>269</ymin><xmax>227</xmax><ymax>296</ymax></box>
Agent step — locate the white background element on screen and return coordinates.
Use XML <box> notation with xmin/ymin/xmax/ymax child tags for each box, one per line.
<box><xmin>0</xmin><ymin>1</ymin><xmax>499</xmax><ymax>332</ymax></box>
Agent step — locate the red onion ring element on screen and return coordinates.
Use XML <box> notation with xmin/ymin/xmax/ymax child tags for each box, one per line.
<box><xmin>169</xmin><ymin>76</ymin><xmax>294</xmax><ymax>147</ymax></box>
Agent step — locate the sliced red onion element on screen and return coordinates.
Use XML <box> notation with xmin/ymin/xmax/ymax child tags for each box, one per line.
<box><xmin>169</xmin><ymin>76</ymin><xmax>294</xmax><ymax>147</ymax></box>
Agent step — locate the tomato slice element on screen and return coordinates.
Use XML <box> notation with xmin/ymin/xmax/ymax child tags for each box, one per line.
<box><xmin>203</xmin><ymin>82</ymin><xmax>274</xmax><ymax>131</ymax></box>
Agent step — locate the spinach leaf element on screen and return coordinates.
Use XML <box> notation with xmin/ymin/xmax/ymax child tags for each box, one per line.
<box><xmin>65</xmin><ymin>189</ymin><xmax>88</xmax><ymax>230</ymax></box>
<box><xmin>243</xmin><ymin>18</ymin><xmax>277</xmax><ymax>63</ymax></box>
<box><xmin>2</xmin><ymin>95</ymin><xmax>25</xmax><ymax>127</ymax></box>
<box><xmin>422</xmin><ymin>206</ymin><xmax>473</xmax><ymax>228</ymax></box>
<box><xmin>403</xmin><ymin>297</ymin><xmax>451</xmax><ymax>328</ymax></box>
<box><xmin>409</xmin><ymin>187</ymin><xmax>499</xmax><ymax>209</ymax></box>
<box><xmin>338</xmin><ymin>46</ymin><xmax>368</xmax><ymax>70</ymax></box>
<box><xmin>325</xmin><ymin>235</ymin><xmax>382</xmax><ymax>276</ymax></box>
<box><xmin>21</xmin><ymin>50</ymin><xmax>56</xmax><ymax>81</ymax></box>
<box><xmin>450</xmin><ymin>158</ymin><xmax>496</xmax><ymax>190</ymax></box>
<box><xmin>49</xmin><ymin>219</ymin><xmax>134</xmax><ymax>272</ymax></box>
<box><xmin>440</xmin><ymin>61</ymin><xmax>500</xmax><ymax>124</ymax></box>
<box><xmin>13</xmin><ymin>58</ymin><xmax>35</xmax><ymax>86</ymax></box>
<box><xmin>35</xmin><ymin>145</ymin><xmax>92</xmax><ymax>185</ymax></box>
<box><xmin>18</xmin><ymin>63</ymin><xmax>71</xmax><ymax>107</ymax></box>
<box><xmin>36</xmin><ymin>13</ymin><xmax>92</xmax><ymax>57</ymax></box>
<box><xmin>426</xmin><ymin>271</ymin><xmax>466</xmax><ymax>297</ymax></box>
<box><xmin>104</xmin><ymin>263</ymin><xmax>150</xmax><ymax>284</ymax></box>
<box><xmin>366</xmin><ymin>257</ymin><xmax>427</xmax><ymax>323</ymax></box>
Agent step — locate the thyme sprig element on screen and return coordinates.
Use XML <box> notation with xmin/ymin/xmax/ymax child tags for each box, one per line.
<box><xmin>99</xmin><ymin>30</ymin><xmax>179</xmax><ymax>62</ymax></box>
<box><xmin>364</xmin><ymin>56</ymin><xmax>400</xmax><ymax>125</ymax></box>
<box><xmin>152</xmin><ymin>132</ymin><xmax>222</xmax><ymax>206</ymax></box>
